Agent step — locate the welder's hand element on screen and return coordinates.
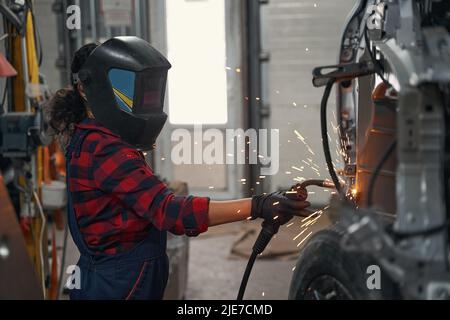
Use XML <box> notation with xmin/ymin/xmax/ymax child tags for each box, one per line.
<box><xmin>251</xmin><ymin>191</ymin><xmax>311</xmax><ymax>225</ymax></box>
<box><xmin>286</xmin><ymin>184</ymin><xmax>308</xmax><ymax>201</ymax></box>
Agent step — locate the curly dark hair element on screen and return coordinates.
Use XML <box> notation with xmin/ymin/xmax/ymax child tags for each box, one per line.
<box><xmin>46</xmin><ymin>43</ymin><xmax>98</xmax><ymax>136</ymax></box>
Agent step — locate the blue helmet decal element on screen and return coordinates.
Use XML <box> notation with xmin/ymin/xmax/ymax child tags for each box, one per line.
<box><xmin>108</xmin><ymin>68</ymin><xmax>136</xmax><ymax>113</ymax></box>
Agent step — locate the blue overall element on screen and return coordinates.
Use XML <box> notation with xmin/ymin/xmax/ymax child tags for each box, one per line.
<box><xmin>65</xmin><ymin>127</ymin><xmax>169</xmax><ymax>300</ymax></box>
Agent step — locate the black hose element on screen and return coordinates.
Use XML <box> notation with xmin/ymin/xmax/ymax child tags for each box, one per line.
<box><xmin>237</xmin><ymin>221</ymin><xmax>279</xmax><ymax>300</ymax></box>
<box><xmin>367</xmin><ymin>140</ymin><xmax>397</xmax><ymax>207</ymax></box>
<box><xmin>237</xmin><ymin>251</ymin><xmax>258</xmax><ymax>300</ymax></box>
<box><xmin>364</xmin><ymin>27</ymin><xmax>392</xmax><ymax>87</ymax></box>
<box><xmin>321</xmin><ymin>79</ymin><xmax>343</xmax><ymax>196</ymax></box>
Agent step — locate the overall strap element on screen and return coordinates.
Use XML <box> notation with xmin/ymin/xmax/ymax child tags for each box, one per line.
<box><xmin>65</xmin><ymin>128</ymin><xmax>96</xmax><ymax>258</ymax></box>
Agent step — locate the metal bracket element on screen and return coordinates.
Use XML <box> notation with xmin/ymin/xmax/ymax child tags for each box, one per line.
<box><xmin>312</xmin><ymin>61</ymin><xmax>376</xmax><ymax>87</ymax></box>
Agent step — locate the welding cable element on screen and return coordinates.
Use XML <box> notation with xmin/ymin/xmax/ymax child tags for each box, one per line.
<box><xmin>364</xmin><ymin>27</ymin><xmax>393</xmax><ymax>88</ymax></box>
<box><xmin>320</xmin><ymin>79</ymin><xmax>343</xmax><ymax>196</ymax></box>
<box><xmin>237</xmin><ymin>251</ymin><xmax>258</xmax><ymax>300</ymax></box>
<box><xmin>367</xmin><ymin>140</ymin><xmax>396</xmax><ymax>208</ymax></box>
<box><xmin>33</xmin><ymin>190</ymin><xmax>47</xmax><ymax>299</ymax></box>
<box><xmin>237</xmin><ymin>221</ymin><xmax>278</xmax><ymax>300</ymax></box>
<box><xmin>237</xmin><ymin>180</ymin><xmax>334</xmax><ymax>300</ymax></box>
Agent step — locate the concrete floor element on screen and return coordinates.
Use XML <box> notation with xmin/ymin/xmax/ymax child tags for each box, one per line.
<box><xmin>186</xmin><ymin>233</ymin><xmax>295</xmax><ymax>300</ymax></box>
<box><xmin>186</xmin><ymin>215</ymin><xmax>331</xmax><ymax>300</ymax></box>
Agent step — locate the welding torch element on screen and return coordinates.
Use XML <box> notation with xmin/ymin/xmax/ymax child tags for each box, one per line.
<box><xmin>237</xmin><ymin>179</ymin><xmax>336</xmax><ymax>300</ymax></box>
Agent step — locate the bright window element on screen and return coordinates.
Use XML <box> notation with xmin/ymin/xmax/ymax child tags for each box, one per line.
<box><xmin>166</xmin><ymin>0</ymin><xmax>228</xmax><ymax>125</ymax></box>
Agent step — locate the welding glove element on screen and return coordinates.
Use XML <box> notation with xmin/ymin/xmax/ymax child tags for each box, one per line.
<box><xmin>251</xmin><ymin>187</ymin><xmax>310</xmax><ymax>225</ymax></box>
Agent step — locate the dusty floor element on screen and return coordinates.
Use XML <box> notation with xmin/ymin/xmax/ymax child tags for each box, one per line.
<box><xmin>185</xmin><ymin>215</ymin><xmax>331</xmax><ymax>300</ymax></box>
<box><xmin>186</xmin><ymin>233</ymin><xmax>295</xmax><ymax>300</ymax></box>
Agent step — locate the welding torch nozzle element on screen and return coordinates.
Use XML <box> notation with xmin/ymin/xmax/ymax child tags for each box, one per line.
<box><xmin>298</xmin><ymin>179</ymin><xmax>337</xmax><ymax>189</ymax></box>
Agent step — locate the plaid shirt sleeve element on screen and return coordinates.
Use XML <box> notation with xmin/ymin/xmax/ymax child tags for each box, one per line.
<box><xmin>92</xmin><ymin>139</ymin><xmax>210</xmax><ymax>237</ymax></box>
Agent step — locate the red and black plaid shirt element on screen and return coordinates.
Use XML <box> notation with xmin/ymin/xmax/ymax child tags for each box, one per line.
<box><xmin>68</xmin><ymin>119</ymin><xmax>210</xmax><ymax>254</ymax></box>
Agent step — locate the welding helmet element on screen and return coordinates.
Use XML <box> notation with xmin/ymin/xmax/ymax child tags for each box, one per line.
<box><xmin>76</xmin><ymin>36</ymin><xmax>171</xmax><ymax>150</ymax></box>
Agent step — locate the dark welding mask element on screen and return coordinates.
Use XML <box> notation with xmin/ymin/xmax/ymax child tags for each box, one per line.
<box><xmin>76</xmin><ymin>37</ymin><xmax>171</xmax><ymax>150</ymax></box>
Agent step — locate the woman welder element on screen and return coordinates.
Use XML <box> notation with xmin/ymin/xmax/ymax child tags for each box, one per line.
<box><xmin>47</xmin><ymin>37</ymin><xmax>310</xmax><ymax>300</ymax></box>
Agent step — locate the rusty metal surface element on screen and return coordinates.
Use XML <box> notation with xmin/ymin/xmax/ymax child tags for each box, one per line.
<box><xmin>0</xmin><ymin>174</ymin><xmax>43</xmax><ymax>299</ymax></box>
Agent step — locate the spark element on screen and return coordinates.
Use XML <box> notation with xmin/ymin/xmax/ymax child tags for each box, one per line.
<box><xmin>293</xmin><ymin>102</ymin><xmax>297</xmax><ymax>107</ymax></box>
<box><xmin>301</xmin><ymin>210</ymin><xmax>322</xmax><ymax>222</ymax></box>
<box><xmin>236</xmin><ymin>68</ymin><xmax>241</xmax><ymax>73</ymax></box>
<box><xmin>273</xmin><ymin>202</ymin><xmax>280</xmax><ymax>206</ymax></box>
<box><xmin>297</xmin><ymin>232</ymin><xmax>313</xmax><ymax>247</ymax></box>
<box><xmin>293</xmin><ymin>228</ymin><xmax>308</xmax><ymax>241</ymax></box>
<box><xmin>294</xmin><ymin>130</ymin><xmax>306</xmax><ymax>143</ymax></box>
<box><xmin>292</xmin><ymin>166</ymin><xmax>303</xmax><ymax>172</ymax></box>
<box><xmin>286</xmin><ymin>222</ymin><xmax>294</xmax><ymax>228</ymax></box>
<box><xmin>301</xmin><ymin>220</ymin><xmax>314</xmax><ymax>228</ymax></box>
<box><xmin>309</xmin><ymin>215</ymin><xmax>322</xmax><ymax>226</ymax></box>
<box><xmin>292</xmin><ymin>266</ymin><xmax>296</xmax><ymax>271</ymax></box>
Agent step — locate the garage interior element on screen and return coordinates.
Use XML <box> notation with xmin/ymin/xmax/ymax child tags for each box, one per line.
<box><xmin>1</xmin><ymin>0</ymin><xmax>450</xmax><ymax>300</ymax></box>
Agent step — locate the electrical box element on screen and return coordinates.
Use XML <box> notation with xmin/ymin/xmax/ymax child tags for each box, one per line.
<box><xmin>0</xmin><ymin>112</ymin><xmax>40</xmax><ymax>158</ymax></box>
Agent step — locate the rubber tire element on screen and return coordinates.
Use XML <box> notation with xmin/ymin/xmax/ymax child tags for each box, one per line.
<box><xmin>289</xmin><ymin>226</ymin><xmax>401</xmax><ymax>300</ymax></box>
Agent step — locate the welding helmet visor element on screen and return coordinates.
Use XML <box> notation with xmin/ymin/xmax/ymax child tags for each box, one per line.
<box><xmin>108</xmin><ymin>68</ymin><xmax>168</xmax><ymax>117</ymax></box>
